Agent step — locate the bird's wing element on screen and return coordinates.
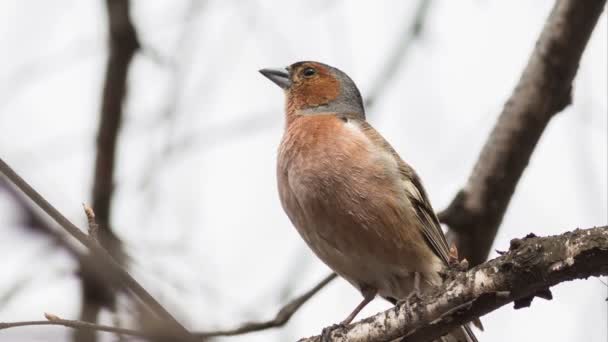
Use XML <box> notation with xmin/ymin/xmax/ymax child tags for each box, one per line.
<box><xmin>399</xmin><ymin>163</ymin><xmax>451</xmax><ymax>264</ymax></box>
<box><xmin>359</xmin><ymin>120</ymin><xmax>451</xmax><ymax>264</ymax></box>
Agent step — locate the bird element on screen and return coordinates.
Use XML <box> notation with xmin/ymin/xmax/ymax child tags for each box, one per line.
<box><xmin>260</xmin><ymin>61</ymin><xmax>477</xmax><ymax>342</ymax></box>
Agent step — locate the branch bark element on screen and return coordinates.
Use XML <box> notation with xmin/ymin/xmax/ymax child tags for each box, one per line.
<box><xmin>439</xmin><ymin>0</ymin><xmax>607</xmax><ymax>267</ymax></box>
<box><xmin>298</xmin><ymin>226</ymin><xmax>608</xmax><ymax>342</ymax></box>
<box><xmin>78</xmin><ymin>0</ymin><xmax>139</xmax><ymax>340</ymax></box>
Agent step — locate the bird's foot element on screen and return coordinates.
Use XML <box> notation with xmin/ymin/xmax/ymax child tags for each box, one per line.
<box><xmin>406</xmin><ymin>289</ymin><xmax>421</xmax><ymax>303</ymax></box>
<box><xmin>396</xmin><ymin>290</ymin><xmax>422</xmax><ymax>319</ymax></box>
<box><xmin>396</xmin><ymin>290</ymin><xmax>421</xmax><ymax>307</ymax></box>
<box><xmin>321</xmin><ymin>323</ymin><xmax>346</xmax><ymax>342</ymax></box>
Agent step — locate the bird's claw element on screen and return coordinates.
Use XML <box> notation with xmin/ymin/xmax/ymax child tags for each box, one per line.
<box><xmin>406</xmin><ymin>290</ymin><xmax>421</xmax><ymax>303</ymax></box>
<box><xmin>321</xmin><ymin>323</ymin><xmax>346</xmax><ymax>342</ymax></box>
<box><xmin>396</xmin><ymin>290</ymin><xmax>422</xmax><ymax>318</ymax></box>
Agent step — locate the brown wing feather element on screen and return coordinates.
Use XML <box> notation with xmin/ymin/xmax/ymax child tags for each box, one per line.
<box><xmin>358</xmin><ymin>120</ymin><xmax>451</xmax><ymax>264</ymax></box>
<box><xmin>405</xmin><ymin>170</ymin><xmax>451</xmax><ymax>264</ymax></box>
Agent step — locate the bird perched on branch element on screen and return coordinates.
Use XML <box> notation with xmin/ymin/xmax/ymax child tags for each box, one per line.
<box><xmin>260</xmin><ymin>61</ymin><xmax>477</xmax><ymax>342</ymax></box>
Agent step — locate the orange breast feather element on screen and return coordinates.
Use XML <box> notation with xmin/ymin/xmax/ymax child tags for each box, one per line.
<box><xmin>277</xmin><ymin>115</ymin><xmax>437</xmax><ymax>280</ymax></box>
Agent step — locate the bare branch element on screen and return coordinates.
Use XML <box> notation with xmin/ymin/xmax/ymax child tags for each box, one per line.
<box><xmin>299</xmin><ymin>226</ymin><xmax>608</xmax><ymax>342</ymax></box>
<box><xmin>0</xmin><ymin>314</ymin><xmax>152</xmax><ymax>340</ymax></box>
<box><xmin>195</xmin><ymin>273</ymin><xmax>337</xmax><ymax>338</ymax></box>
<box><xmin>0</xmin><ymin>272</ymin><xmax>337</xmax><ymax>340</ymax></box>
<box><xmin>78</xmin><ymin>0</ymin><xmax>140</xmax><ymax>339</ymax></box>
<box><xmin>0</xmin><ymin>180</ymin><xmax>123</xmax><ymax>324</ymax></box>
<box><xmin>90</xmin><ymin>0</ymin><xmax>138</xmax><ymax>257</ymax></box>
<box><xmin>0</xmin><ymin>158</ymin><xmax>194</xmax><ymax>341</ymax></box>
<box><xmin>439</xmin><ymin>0</ymin><xmax>607</xmax><ymax>267</ymax></box>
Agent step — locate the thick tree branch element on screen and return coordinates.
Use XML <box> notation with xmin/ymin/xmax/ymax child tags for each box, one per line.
<box><xmin>3</xmin><ymin>226</ymin><xmax>605</xmax><ymax>341</ymax></box>
<box><xmin>0</xmin><ymin>158</ymin><xmax>194</xmax><ymax>341</ymax></box>
<box><xmin>439</xmin><ymin>0</ymin><xmax>607</xmax><ymax>267</ymax></box>
<box><xmin>298</xmin><ymin>226</ymin><xmax>608</xmax><ymax>342</ymax></box>
<box><xmin>93</xmin><ymin>0</ymin><xmax>139</xmax><ymax>231</ymax></box>
<box><xmin>78</xmin><ymin>0</ymin><xmax>139</xmax><ymax>340</ymax></box>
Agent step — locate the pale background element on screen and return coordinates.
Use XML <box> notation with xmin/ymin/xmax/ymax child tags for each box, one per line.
<box><xmin>0</xmin><ymin>1</ymin><xmax>606</xmax><ymax>341</ymax></box>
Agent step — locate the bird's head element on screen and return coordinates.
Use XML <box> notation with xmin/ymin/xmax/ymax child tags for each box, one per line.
<box><xmin>260</xmin><ymin>61</ymin><xmax>365</xmax><ymax>119</ymax></box>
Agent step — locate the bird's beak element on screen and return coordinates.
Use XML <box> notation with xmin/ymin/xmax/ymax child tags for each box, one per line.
<box><xmin>259</xmin><ymin>67</ymin><xmax>291</xmax><ymax>89</ymax></box>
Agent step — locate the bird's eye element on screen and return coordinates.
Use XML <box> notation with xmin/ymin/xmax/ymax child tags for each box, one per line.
<box><xmin>302</xmin><ymin>67</ymin><xmax>316</xmax><ymax>77</ymax></box>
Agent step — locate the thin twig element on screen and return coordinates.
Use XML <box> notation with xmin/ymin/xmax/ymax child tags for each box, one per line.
<box><xmin>195</xmin><ymin>273</ymin><xmax>337</xmax><ymax>338</ymax></box>
<box><xmin>83</xmin><ymin>203</ymin><xmax>99</xmax><ymax>241</ymax></box>
<box><xmin>0</xmin><ymin>314</ymin><xmax>152</xmax><ymax>339</ymax></box>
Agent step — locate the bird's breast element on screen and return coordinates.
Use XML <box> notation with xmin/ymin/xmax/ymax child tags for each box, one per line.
<box><xmin>276</xmin><ymin>115</ymin><xmax>436</xmax><ymax>295</ymax></box>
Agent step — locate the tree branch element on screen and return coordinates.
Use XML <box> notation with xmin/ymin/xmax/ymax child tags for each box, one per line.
<box><xmin>0</xmin><ymin>158</ymin><xmax>194</xmax><ymax>341</ymax></box>
<box><xmin>0</xmin><ymin>179</ymin><xmax>130</xmax><ymax>329</ymax></box>
<box><xmin>195</xmin><ymin>273</ymin><xmax>337</xmax><ymax>338</ymax></box>
<box><xmin>0</xmin><ymin>314</ymin><xmax>152</xmax><ymax>340</ymax></box>
<box><xmin>3</xmin><ymin>227</ymin><xmax>605</xmax><ymax>341</ymax></box>
<box><xmin>298</xmin><ymin>226</ymin><xmax>608</xmax><ymax>342</ymax></box>
<box><xmin>78</xmin><ymin>0</ymin><xmax>139</xmax><ymax>340</ymax></box>
<box><xmin>439</xmin><ymin>0</ymin><xmax>607</xmax><ymax>267</ymax></box>
<box><xmin>93</xmin><ymin>0</ymin><xmax>139</xmax><ymax>231</ymax></box>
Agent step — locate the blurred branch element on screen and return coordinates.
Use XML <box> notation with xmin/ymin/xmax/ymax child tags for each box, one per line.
<box><xmin>0</xmin><ymin>180</ymin><xmax>124</xmax><ymax>326</ymax></box>
<box><xmin>439</xmin><ymin>0</ymin><xmax>607</xmax><ymax>267</ymax></box>
<box><xmin>0</xmin><ymin>313</ymin><xmax>153</xmax><ymax>340</ymax></box>
<box><xmin>300</xmin><ymin>226</ymin><xmax>608</xmax><ymax>342</ymax></box>
<box><xmin>78</xmin><ymin>0</ymin><xmax>140</xmax><ymax>340</ymax></box>
<box><xmin>194</xmin><ymin>273</ymin><xmax>337</xmax><ymax>338</ymax></box>
<box><xmin>92</xmin><ymin>0</ymin><xmax>139</xmax><ymax>240</ymax></box>
<box><xmin>83</xmin><ymin>204</ymin><xmax>99</xmax><ymax>241</ymax></box>
<box><xmin>364</xmin><ymin>0</ymin><xmax>432</xmax><ymax>108</ymax></box>
<box><xmin>0</xmin><ymin>158</ymin><xmax>194</xmax><ymax>341</ymax></box>
<box><xmin>0</xmin><ymin>178</ymin><xmax>75</xmax><ymax>252</ymax></box>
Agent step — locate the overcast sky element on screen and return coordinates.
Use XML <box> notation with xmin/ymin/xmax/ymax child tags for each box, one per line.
<box><xmin>0</xmin><ymin>1</ymin><xmax>606</xmax><ymax>341</ymax></box>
